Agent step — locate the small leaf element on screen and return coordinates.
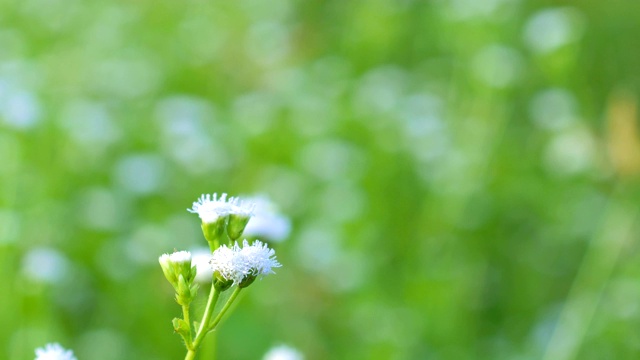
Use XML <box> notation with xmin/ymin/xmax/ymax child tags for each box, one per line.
<box><xmin>172</xmin><ymin>318</ymin><xmax>190</xmax><ymax>337</ymax></box>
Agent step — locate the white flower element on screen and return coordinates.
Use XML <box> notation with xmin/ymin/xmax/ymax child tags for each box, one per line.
<box><xmin>242</xmin><ymin>195</ymin><xmax>291</xmax><ymax>242</ymax></box>
<box><xmin>188</xmin><ymin>193</ymin><xmax>233</xmax><ymax>223</ymax></box>
<box><xmin>241</xmin><ymin>240</ymin><xmax>281</xmax><ymax>276</ymax></box>
<box><xmin>159</xmin><ymin>250</ymin><xmax>194</xmax><ymax>286</ymax></box>
<box><xmin>228</xmin><ymin>197</ymin><xmax>255</xmax><ymax>217</ymax></box>
<box><xmin>263</xmin><ymin>344</ymin><xmax>304</xmax><ymax>360</ymax></box>
<box><xmin>35</xmin><ymin>343</ymin><xmax>77</xmax><ymax>360</ymax></box>
<box><xmin>188</xmin><ymin>193</ymin><xmax>254</xmax><ymax>223</ymax></box>
<box><xmin>210</xmin><ymin>242</ymin><xmax>247</xmax><ymax>285</ymax></box>
<box><xmin>210</xmin><ymin>240</ymin><xmax>281</xmax><ymax>286</ymax></box>
<box><xmin>162</xmin><ymin>250</ymin><xmax>191</xmax><ymax>264</ymax></box>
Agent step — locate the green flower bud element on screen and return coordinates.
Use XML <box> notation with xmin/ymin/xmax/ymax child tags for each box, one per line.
<box><xmin>213</xmin><ymin>271</ymin><xmax>233</xmax><ymax>291</ymax></box>
<box><xmin>176</xmin><ymin>274</ymin><xmax>192</xmax><ymax>306</ymax></box>
<box><xmin>159</xmin><ymin>251</ymin><xmax>194</xmax><ymax>292</ymax></box>
<box><xmin>201</xmin><ymin>215</ymin><xmax>227</xmax><ymax>251</ymax></box>
<box><xmin>238</xmin><ymin>274</ymin><xmax>257</xmax><ymax>288</ymax></box>
<box><xmin>159</xmin><ymin>255</ymin><xmax>177</xmax><ymax>286</ymax></box>
<box><xmin>226</xmin><ymin>213</ymin><xmax>251</xmax><ymax>241</ymax></box>
<box><xmin>188</xmin><ymin>193</ymin><xmax>255</xmax><ymax>247</ymax></box>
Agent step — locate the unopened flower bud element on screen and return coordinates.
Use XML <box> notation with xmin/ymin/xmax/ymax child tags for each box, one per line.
<box><xmin>176</xmin><ymin>274</ymin><xmax>190</xmax><ymax>305</ymax></box>
<box><xmin>227</xmin><ymin>213</ymin><xmax>251</xmax><ymax>241</ymax></box>
<box><xmin>201</xmin><ymin>215</ymin><xmax>227</xmax><ymax>251</ymax></box>
<box><xmin>188</xmin><ymin>193</ymin><xmax>256</xmax><ymax>247</ymax></box>
<box><xmin>238</xmin><ymin>274</ymin><xmax>257</xmax><ymax>288</ymax></box>
<box><xmin>213</xmin><ymin>271</ymin><xmax>233</xmax><ymax>291</ymax></box>
<box><xmin>159</xmin><ymin>251</ymin><xmax>194</xmax><ymax>291</ymax></box>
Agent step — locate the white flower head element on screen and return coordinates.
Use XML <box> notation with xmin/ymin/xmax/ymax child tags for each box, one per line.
<box><xmin>159</xmin><ymin>250</ymin><xmax>192</xmax><ymax>271</ymax></box>
<box><xmin>159</xmin><ymin>250</ymin><xmax>194</xmax><ymax>287</ymax></box>
<box><xmin>210</xmin><ymin>242</ymin><xmax>247</xmax><ymax>285</ymax></box>
<box><xmin>188</xmin><ymin>193</ymin><xmax>255</xmax><ymax>223</ymax></box>
<box><xmin>35</xmin><ymin>343</ymin><xmax>77</xmax><ymax>360</ymax></box>
<box><xmin>210</xmin><ymin>240</ymin><xmax>281</xmax><ymax>286</ymax></box>
<box><xmin>263</xmin><ymin>344</ymin><xmax>304</xmax><ymax>360</ymax></box>
<box><xmin>167</xmin><ymin>250</ymin><xmax>191</xmax><ymax>264</ymax></box>
<box><xmin>241</xmin><ymin>240</ymin><xmax>281</xmax><ymax>276</ymax></box>
<box><xmin>228</xmin><ymin>196</ymin><xmax>256</xmax><ymax>217</ymax></box>
<box><xmin>188</xmin><ymin>193</ymin><xmax>233</xmax><ymax>223</ymax></box>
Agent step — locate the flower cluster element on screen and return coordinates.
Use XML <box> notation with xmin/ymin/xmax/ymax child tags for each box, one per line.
<box><xmin>188</xmin><ymin>193</ymin><xmax>254</xmax><ymax>223</ymax></box>
<box><xmin>159</xmin><ymin>192</ymin><xmax>284</xmax><ymax>359</ymax></box>
<box><xmin>188</xmin><ymin>193</ymin><xmax>257</xmax><ymax>247</ymax></box>
<box><xmin>35</xmin><ymin>343</ymin><xmax>77</xmax><ymax>360</ymax></box>
<box><xmin>211</xmin><ymin>240</ymin><xmax>281</xmax><ymax>288</ymax></box>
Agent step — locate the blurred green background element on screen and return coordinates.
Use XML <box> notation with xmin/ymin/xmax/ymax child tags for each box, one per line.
<box><xmin>2</xmin><ymin>0</ymin><xmax>640</xmax><ymax>359</ymax></box>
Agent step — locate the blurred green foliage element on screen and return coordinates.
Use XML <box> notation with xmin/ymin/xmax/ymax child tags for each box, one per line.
<box><xmin>2</xmin><ymin>0</ymin><xmax>640</xmax><ymax>359</ymax></box>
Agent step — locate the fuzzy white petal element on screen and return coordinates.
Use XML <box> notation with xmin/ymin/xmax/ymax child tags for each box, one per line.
<box><xmin>188</xmin><ymin>193</ymin><xmax>255</xmax><ymax>222</ymax></box>
<box><xmin>210</xmin><ymin>240</ymin><xmax>280</xmax><ymax>285</ymax></box>
<box><xmin>241</xmin><ymin>240</ymin><xmax>281</xmax><ymax>276</ymax></box>
<box><xmin>35</xmin><ymin>343</ymin><xmax>77</xmax><ymax>360</ymax></box>
<box><xmin>169</xmin><ymin>250</ymin><xmax>191</xmax><ymax>263</ymax></box>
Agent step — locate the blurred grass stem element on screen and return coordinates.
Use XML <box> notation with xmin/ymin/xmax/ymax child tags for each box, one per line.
<box><xmin>542</xmin><ymin>195</ymin><xmax>636</xmax><ymax>360</ymax></box>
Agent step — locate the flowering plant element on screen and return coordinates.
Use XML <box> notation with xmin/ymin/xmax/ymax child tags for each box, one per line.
<box><xmin>160</xmin><ymin>193</ymin><xmax>282</xmax><ymax>360</ymax></box>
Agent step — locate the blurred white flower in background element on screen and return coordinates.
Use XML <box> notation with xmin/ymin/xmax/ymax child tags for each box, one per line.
<box><xmin>22</xmin><ymin>247</ymin><xmax>70</xmax><ymax>284</ymax></box>
<box><xmin>59</xmin><ymin>99</ymin><xmax>121</xmax><ymax>150</ymax></box>
<box><xmin>34</xmin><ymin>343</ymin><xmax>77</xmax><ymax>360</ymax></box>
<box><xmin>1</xmin><ymin>89</ymin><xmax>41</xmax><ymax>129</ymax></box>
<box><xmin>113</xmin><ymin>154</ymin><xmax>165</xmax><ymax>196</ymax></box>
<box><xmin>262</xmin><ymin>344</ymin><xmax>304</xmax><ymax>360</ymax></box>
<box><xmin>243</xmin><ymin>195</ymin><xmax>291</xmax><ymax>242</ymax></box>
<box><xmin>523</xmin><ymin>7</ymin><xmax>585</xmax><ymax>54</ymax></box>
<box><xmin>544</xmin><ymin>125</ymin><xmax>596</xmax><ymax>177</ymax></box>
<box><xmin>529</xmin><ymin>88</ymin><xmax>579</xmax><ymax>131</ymax></box>
<box><xmin>190</xmin><ymin>247</ymin><xmax>214</xmax><ymax>283</ymax></box>
<box><xmin>155</xmin><ymin>96</ymin><xmax>231</xmax><ymax>174</ymax></box>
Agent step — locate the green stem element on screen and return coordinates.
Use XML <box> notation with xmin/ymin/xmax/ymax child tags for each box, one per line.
<box><xmin>182</xmin><ymin>304</ymin><xmax>192</xmax><ymax>347</ymax></box>
<box><xmin>208</xmin><ymin>287</ymin><xmax>242</xmax><ymax>331</ymax></box>
<box><xmin>185</xmin><ymin>349</ymin><xmax>196</xmax><ymax>360</ymax></box>
<box><xmin>186</xmin><ymin>285</ymin><xmax>221</xmax><ymax>360</ymax></box>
